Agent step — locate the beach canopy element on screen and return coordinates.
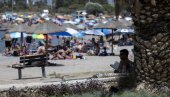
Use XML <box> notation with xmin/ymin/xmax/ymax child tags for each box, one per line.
<box><xmin>94</xmin><ymin>19</ymin><xmax>132</xmax><ymax>29</ymax></box>
<box><xmin>30</xmin><ymin>21</ymin><xmax>66</xmax><ymax>34</ymax></box>
<box><xmin>63</xmin><ymin>23</ymin><xmax>79</xmax><ymax>30</ymax></box>
<box><xmin>8</xmin><ymin>23</ymin><xmax>31</xmax><ymax>32</ymax></box>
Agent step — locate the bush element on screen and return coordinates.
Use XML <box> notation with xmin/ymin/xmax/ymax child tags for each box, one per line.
<box><xmin>103</xmin><ymin>4</ymin><xmax>115</xmax><ymax>14</ymax></box>
<box><xmin>60</xmin><ymin>90</ymin><xmax>169</xmax><ymax>97</ymax></box>
<box><xmin>69</xmin><ymin>4</ymin><xmax>85</xmax><ymax>13</ymax></box>
<box><xmin>57</xmin><ymin>7</ymin><xmax>69</xmax><ymax>14</ymax></box>
<box><xmin>85</xmin><ymin>2</ymin><xmax>104</xmax><ymax>16</ymax></box>
<box><xmin>0</xmin><ymin>80</ymin><xmax>105</xmax><ymax>97</ymax></box>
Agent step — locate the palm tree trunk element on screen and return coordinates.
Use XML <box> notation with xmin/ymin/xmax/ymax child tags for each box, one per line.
<box><xmin>132</xmin><ymin>0</ymin><xmax>170</xmax><ymax>91</ymax></box>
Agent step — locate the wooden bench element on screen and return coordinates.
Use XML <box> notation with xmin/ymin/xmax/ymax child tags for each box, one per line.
<box><xmin>12</xmin><ymin>54</ymin><xmax>49</xmax><ymax>79</ymax></box>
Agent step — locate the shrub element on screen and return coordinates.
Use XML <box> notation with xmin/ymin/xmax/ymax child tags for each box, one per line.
<box><xmin>103</xmin><ymin>4</ymin><xmax>115</xmax><ymax>14</ymax></box>
<box><xmin>57</xmin><ymin>7</ymin><xmax>69</xmax><ymax>14</ymax></box>
<box><xmin>0</xmin><ymin>79</ymin><xmax>105</xmax><ymax>97</ymax></box>
<box><xmin>85</xmin><ymin>2</ymin><xmax>104</xmax><ymax>16</ymax></box>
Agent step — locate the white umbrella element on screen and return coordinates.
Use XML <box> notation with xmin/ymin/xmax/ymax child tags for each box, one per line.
<box><xmin>84</xmin><ymin>30</ymin><xmax>105</xmax><ymax>36</ymax></box>
<box><xmin>10</xmin><ymin>32</ymin><xmax>27</xmax><ymax>38</ymax></box>
<box><xmin>64</xmin><ymin>21</ymin><xmax>76</xmax><ymax>25</ymax></box>
<box><xmin>121</xmin><ymin>29</ymin><xmax>129</xmax><ymax>33</ymax></box>
<box><xmin>66</xmin><ymin>28</ymin><xmax>79</xmax><ymax>35</ymax></box>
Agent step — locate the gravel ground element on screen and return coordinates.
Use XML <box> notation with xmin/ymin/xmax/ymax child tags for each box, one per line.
<box><xmin>0</xmin><ymin>46</ymin><xmax>133</xmax><ymax>85</ymax></box>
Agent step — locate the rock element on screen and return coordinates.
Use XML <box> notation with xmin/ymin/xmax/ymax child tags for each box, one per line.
<box><xmin>136</xmin><ymin>83</ymin><xmax>145</xmax><ymax>90</ymax></box>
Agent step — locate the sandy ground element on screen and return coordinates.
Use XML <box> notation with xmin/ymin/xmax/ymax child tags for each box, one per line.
<box><xmin>0</xmin><ymin>46</ymin><xmax>133</xmax><ymax>85</ymax></box>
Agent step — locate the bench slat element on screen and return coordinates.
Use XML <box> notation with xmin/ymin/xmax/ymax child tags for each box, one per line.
<box><xmin>20</xmin><ymin>55</ymin><xmax>48</xmax><ymax>59</ymax></box>
<box><xmin>20</xmin><ymin>58</ymin><xmax>48</xmax><ymax>63</ymax></box>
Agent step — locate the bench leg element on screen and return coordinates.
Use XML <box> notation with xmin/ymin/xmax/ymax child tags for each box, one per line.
<box><xmin>18</xmin><ymin>68</ymin><xmax>22</xmax><ymax>79</ymax></box>
<box><xmin>41</xmin><ymin>66</ymin><xmax>46</xmax><ymax>78</ymax></box>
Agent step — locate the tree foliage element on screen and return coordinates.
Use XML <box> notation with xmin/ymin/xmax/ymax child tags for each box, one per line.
<box><xmin>103</xmin><ymin>4</ymin><xmax>115</xmax><ymax>14</ymax></box>
<box><xmin>0</xmin><ymin>0</ymin><xmax>113</xmax><ymax>14</ymax></box>
<box><xmin>85</xmin><ymin>2</ymin><xmax>104</xmax><ymax>16</ymax></box>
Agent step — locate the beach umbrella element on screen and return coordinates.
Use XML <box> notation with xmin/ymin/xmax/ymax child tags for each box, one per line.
<box><xmin>0</xmin><ymin>22</ymin><xmax>13</xmax><ymax>30</ymax></box>
<box><xmin>0</xmin><ymin>24</ymin><xmax>8</xmax><ymax>31</ymax></box>
<box><xmin>8</xmin><ymin>23</ymin><xmax>31</xmax><ymax>32</ymax></box>
<box><xmin>32</xmin><ymin>34</ymin><xmax>53</xmax><ymax>40</ymax></box>
<box><xmin>84</xmin><ymin>30</ymin><xmax>105</xmax><ymax>36</ymax></box>
<box><xmin>10</xmin><ymin>32</ymin><xmax>27</xmax><ymax>38</ymax></box>
<box><xmin>115</xmin><ymin>28</ymin><xmax>134</xmax><ymax>34</ymax></box>
<box><xmin>66</xmin><ymin>28</ymin><xmax>79</xmax><ymax>35</ymax></box>
<box><xmin>32</xmin><ymin>34</ymin><xmax>38</xmax><ymax>39</ymax></box>
<box><xmin>37</xmin><ymin>34</ymin><xmax>45</xmax><ymax>39</ymax></box>
<box><xmin>63</xmin><ymin>23</ymin><xmax>79</xmax><ymax>30</ymax></box>
<box><xmin>63</xmin><ymin>21</ymin><xmax>76</xmax><ymax>25</ymax></box>
<box><xmin>74</xmin><ymin>33</ymin><xmax>85</xmax><ymax>37</ymax></box>
<box><xmin>50</xmin><ymin>28</ymin><xmax>80</xmax><ymax>36</ymax></box>
<box><xmin>8</xmin><ymin>23</ymin><xmax>32</xmax><ymax>49</ymax></box>
<box><xmin>50</xmin><ymin>32</ymin><xmax>72</xmax><ymax>36</ymax></box>
<box><xmin>31</xmin><ymin>21</ymin><xmax>66</xmax><ymax>34</ymax></box>
<box><xmin>94</xmin><ymin>20</ymin><xmax>132</xmax><ymax>29</ymax></box>
<box><xmin>93</xmin><ymin>22</ymin><xmax>116</xmax><ymax>29</ymax></box>
<box><xmin>94</xmin><ymin>28</ymin><xmax>112</xmax><ymax>35</ymax></box>
<box><xmin>30</xmin><ymin>21</ymin><xmax>67</xmax><ymax>61</ymax></box>
<box><xmin>77</xmin><ymin>24</ymin><xmax>86</xmax><ymax>30</ymax></box>
<box><xmin>93</xmin><ymin>20</ymin><xmax>130</xmax><ymax>55</ymax></box>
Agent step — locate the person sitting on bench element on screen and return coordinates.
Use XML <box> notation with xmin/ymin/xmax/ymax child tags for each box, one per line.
<box><xmin>110</xmin><ymin>49</ymin><xmax>133</xmax><ymax>73</ymax></box>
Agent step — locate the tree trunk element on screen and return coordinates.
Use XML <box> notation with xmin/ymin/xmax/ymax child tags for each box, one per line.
<box><xmin>131</xmin><ymin>0</ymin><xmax>170</xmax><ymax>92</ymax></box>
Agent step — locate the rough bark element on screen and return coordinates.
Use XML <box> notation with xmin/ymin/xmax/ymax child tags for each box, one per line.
<box><xmin>130</xmin><ymin>0</ymin><xmax>170</xmax><ymax>92</ymax></box>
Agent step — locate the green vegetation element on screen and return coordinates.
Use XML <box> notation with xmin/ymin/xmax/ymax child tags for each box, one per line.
<box><xmin>36</xmin><ymin>91</ymin><xmax>170</xmax><ymax>97</ymax></box>
<box><xmin>0</xmin><ymin>0</ymin><xmax>116</xmax><ymax>15</ymax></box>
<box><xmin>85</xmin><ymin>2</ymin><xmax>104</xmax><ymax>16</ymax></box>
<box><xmin>103</xmin><ymin>4</ymin><xmax>115</xmax><ymax>14</ymax></box>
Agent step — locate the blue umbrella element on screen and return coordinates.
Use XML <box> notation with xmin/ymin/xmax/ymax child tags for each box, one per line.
<box><xmin>74</xmin><ymin>33</ymin><xmax>85</xmax><ymax>37</ymax></box>
<box><xmin>95</xmin><ymin>28</ymin><xmax>112</xmax><ymax>35</ymax></box>
<box><xmin>50</xmin><ymin>32</ymin><xmax>72</xmax><ymax>36</ymax></box>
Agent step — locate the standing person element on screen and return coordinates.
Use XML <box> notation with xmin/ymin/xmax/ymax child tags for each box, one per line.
<box><xmin>99</xmin><ymin>36</ymin><xmax>104</xmax><ymax>47</ymax></box>
<box><xmin>94</xmin><ymin>42</ymin><xmax>100</xmax><ymax>56</ymax></box>
<box><xmin>110</xmin><ymin>49</ymin><xmax>133</xmax><ymax>73</ymax></box>
<box><xmin>51</xmin><ymin>36</ymin><xmax>60</xmax><ymax>51</ymax></box>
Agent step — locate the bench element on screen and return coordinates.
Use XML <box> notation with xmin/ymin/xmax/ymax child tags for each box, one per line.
<box><xmin>12</xmin><ymin>54</ymin><xmax>49</xmax><ymax>79</ymax></box>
